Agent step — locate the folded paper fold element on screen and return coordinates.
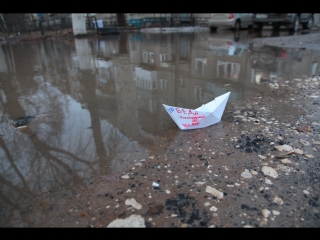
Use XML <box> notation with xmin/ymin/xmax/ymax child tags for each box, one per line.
<box><xmin>163</xmin><ymin>92</ymin><xmax>230</xmax><ymax>130</ymax></box>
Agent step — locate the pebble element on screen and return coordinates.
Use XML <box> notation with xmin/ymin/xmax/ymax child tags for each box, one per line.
<box><xmin>262</xmin><ymin>209</ymin><xmax>271</xmax><ymax>218</ymax></box>
<box><xmin>204</xmin><ymin>202</ymin><xmax>211</xmax><ymax>207</ymax></box>
<box><xmin>305</xmin><ymin>154</ymin><xmax>314</xmax><ymax>158</ymax></box>
<box><xmin>205</xmin><ymin>186</ymin><xmax>224</xmax><ymax>199</ymax></box>
<box><xmin>121</xmin><ymin>174</ymin><xmax>129</xmax><ymax>179</ymax></box>
<box><xmin>280</xmin><ymin>159</ymin><xmax>292</xmax><ymax>164</ymax></box>
<box><xmin>294</xmin><ymin>148</ymin><xmax>304</xmax><ymax>155</ymax></box>
<box><xmin>166</xmin><ymin>190</ymin><xmax>170</xmax><ymax>194</ymax></box>
<box><xmin>243</xmin><ymin>225</ymin><xmax>253</xmax><ymax>228</ymax></box>
<box><xmin>241</xmin><ymin>169</ymin><xmax>252</xmax><ymax>179</ymax></box>
<box><xmin>125</xmin><ymin>198</ymin><xmax>142</xmax><ymax>210</ymax></box>
<box><xmin>107</xmin><ymin>214</ymin><xmax>146</xmax><ymax>228</ymax></box>
<box><xmin>277</xmin><ymin>164</ymin><xmax>291</xmax><ymax>173</ymax></box>
<box><xmin>275</xmin><ymin>145</ymin><xmax>293</xmax><ymax>152</ymax></box>
<box><xmin>272</xmin><ymin>210</ymin><xmax>280</xmax><ymax>216</ymax></box>
<box><xmin>299</xmin><ymin>139</ymin><xmax>310</xmax><ymax>146</ymax></box>
<box><xmin>251</xmin><ymin>170</ymin><xmax>258</xmax><ymax>175</ymax></box>
<box><xmin>195</xmin><ymin>182</ymin><xmax>206</xmax><ymax>186</ymax></box>
<box><xmin>312</xmin><ymin>141</ymin><xmax>320</xmax><ymax>145</ymax></box>
<box><xmin>273</xmin><ymin>196</ymin><xmax>284</xmax><ymax>205</ymax></box>
<box><xmin>303</xmin><ymin>190</ymin><xmax>309</xmax><ymax>195</ymax></box>
<box><xmin>210</xmin><ymin>206</ymin><xmax>218</xmax><ymax>211</ymax></box>
<box><xmin>262</xmin><ymin>166</ymin><xmax>278</xmax><ymax>178</ymax></box>
<box><xmin>265</xmin><ymin>178</ymin><xmax>273</xmax><ymax>185</ymax></box>
<box><xmin>258</xmin><ymin>155</ymin><xmax>266</xmax><ymax>160</ymax></box>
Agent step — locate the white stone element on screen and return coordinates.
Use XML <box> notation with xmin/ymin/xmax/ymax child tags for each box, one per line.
<box><xmin>294</xmin><ymin>148</ymin><xmax>304</xmax><ymax>155</ymax></box>
<box><xmin>280</xmin><ymin>159</ymin><xmax>292</xmax><ymax>164</ymax></box>
<box><xmin>107</xmin><ymin>214</ymin><xmax>145</xmax><ymax>228</ymax></box>
<box><xmin>265</xmin><ymin>178</ymin><xmax>273</xmax><ymax>185</ymax></box>
<box><xmin>312</xmin><ymin>141</ymin><xmax>320</xmax><ymax>145</ymax></box>
<box><xmin>306</xmin><ymin>154</ymin><xmax>314</xmax><ymax>158</ymax></box>
<box><xmin>125</xmin><ymin>198</ymin><xmax>142</xmax><ymax>210</ymax></box>
<box><xmin>273</xmin><ymin>196</ymin><xmax>284</xmax><ymax>205</ymax></box>
<box><xmin>210</xmin><ymin>206</ymin><xmax>217</xmax><ymax>211</ymax></box>
<box><xmin>262</xmin><ymin>166</ymin><xmax>278</xmax><ymax>178</ymax></box>
<box><xmin>205</xmin><ymin>186</ymin><xmax>224</xmax><ymax>199</ymax></box>
<box><xmin>262</xmin><ymin>209</ymin><xmax>271</xmax><ymax>218</ymax></box>
<box><xmin>121</xmin><ymin>174</ymin><xmax>129</xmax><ymax>179</ymax></box>
<box><xmin>241</xmin><ymin>169</ymin><xmax>252</xmax><ymax>179</ymax></box>
<box><xmin>258</xmin><ymin>155</ymin><xmax>266</xmax><ymax>160</ymax></box>
<box><xmin>195</xmin><ymin>182</ymin><xmax>206</xmax><ymax>186</ymax></box>
<box><xmin>299</xmin><ymin>139</ymin><xmax>310</xmax><ymax>146</ymax></box>
<box><xmin>272</xmin><ymin>210</ymin><xmax>280</xmax><ymax>216</ymax></box>
<box><xmin>204</xmin><ymin>202</ymin><xmax>211</xmax><ymax>207</ymax></box>
<box><xmin>275</xmin><ymin>145</ymin><xmax>293</xmax><ymax>152</ymax></box>
<box><xmin>277</xmin><ymin>164</ymin><xmax>291</xmax><ymax>173</ymax></box>
<box><xmin>251</xmin><ymin>170</ymin><xmax>258</xmax><ymax>175</ymax></box>
<box><xmin>303</xmin><ymin>190</ymin><xmax>309</xmax><ymax>195</ymax></box>
<box><xmin>166</xmin><ymin>190</ymin><xmax>170</xmax><ymax>194</ymax></box>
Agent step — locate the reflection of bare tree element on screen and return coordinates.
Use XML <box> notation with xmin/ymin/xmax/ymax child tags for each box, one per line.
<box><xmin>0</xmin><ymin>79</ymin><xmax>97</xmax><ymax>227</ymax></box>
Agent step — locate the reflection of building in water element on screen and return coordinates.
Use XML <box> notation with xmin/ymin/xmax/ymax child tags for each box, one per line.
<box><xmin>195</xmin><ymin>58</ymin><xmax>207</xmax><ymax>76</ymax></box>
<box><xmin>217</xmin><ymin>61</ymin><xmax>241</xmax><ymax>80</ymax></box>
<box><xmin>135</xmin><ymin>67</ymin><xmax>157</xmax><ymax>90</ymax></box>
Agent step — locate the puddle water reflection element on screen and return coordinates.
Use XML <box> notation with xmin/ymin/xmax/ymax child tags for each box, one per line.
<box><xmin>0</xmin><ymin>32</ymin><xmax>319</xmax><ymax>226</ymax></box>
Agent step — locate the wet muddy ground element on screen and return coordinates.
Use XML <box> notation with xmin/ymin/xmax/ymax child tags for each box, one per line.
<box><xmin>0</xmin><ymin>29</ymin><xmax>320</xmax><ymax>227</ymax></box>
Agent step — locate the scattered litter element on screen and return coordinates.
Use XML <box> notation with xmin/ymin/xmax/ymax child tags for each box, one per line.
<box><xmin>152</xmin><ymin>182</ymin><xmax>160</xmax><ymax>187</ymax></box>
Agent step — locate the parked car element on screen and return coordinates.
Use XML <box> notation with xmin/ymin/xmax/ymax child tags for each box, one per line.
<box><xmin>208</xmin><ymin>13</ymin><xmax>253</xmax><ymax>31</ymax></box>
<box><xmin>252</xmin><ymin>13</ymin><xmax>314</xmax><ymax>32</ymax></box>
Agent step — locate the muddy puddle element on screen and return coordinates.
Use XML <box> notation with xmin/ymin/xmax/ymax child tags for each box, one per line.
<box><xmin>0</xmin><ymin>31</ymin><xmax>319</xmax><ymax>226</ymax></box>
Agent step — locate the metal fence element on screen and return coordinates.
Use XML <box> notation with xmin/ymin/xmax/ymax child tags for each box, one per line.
<box><xmin>93</xmin><ymin>16</ymin><xmax>209</xmax><ymax>30</ymax></box>
<box><xmin>0</xmin><ymin>17</ymin><xmax>74</xmax><ymax>35</ymax></box>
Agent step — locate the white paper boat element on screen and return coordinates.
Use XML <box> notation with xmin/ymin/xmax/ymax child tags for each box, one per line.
<box><xmin>163</xmin><ymin>92</ymin><xmax>231</xmax><ymax>130</ymax></box>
